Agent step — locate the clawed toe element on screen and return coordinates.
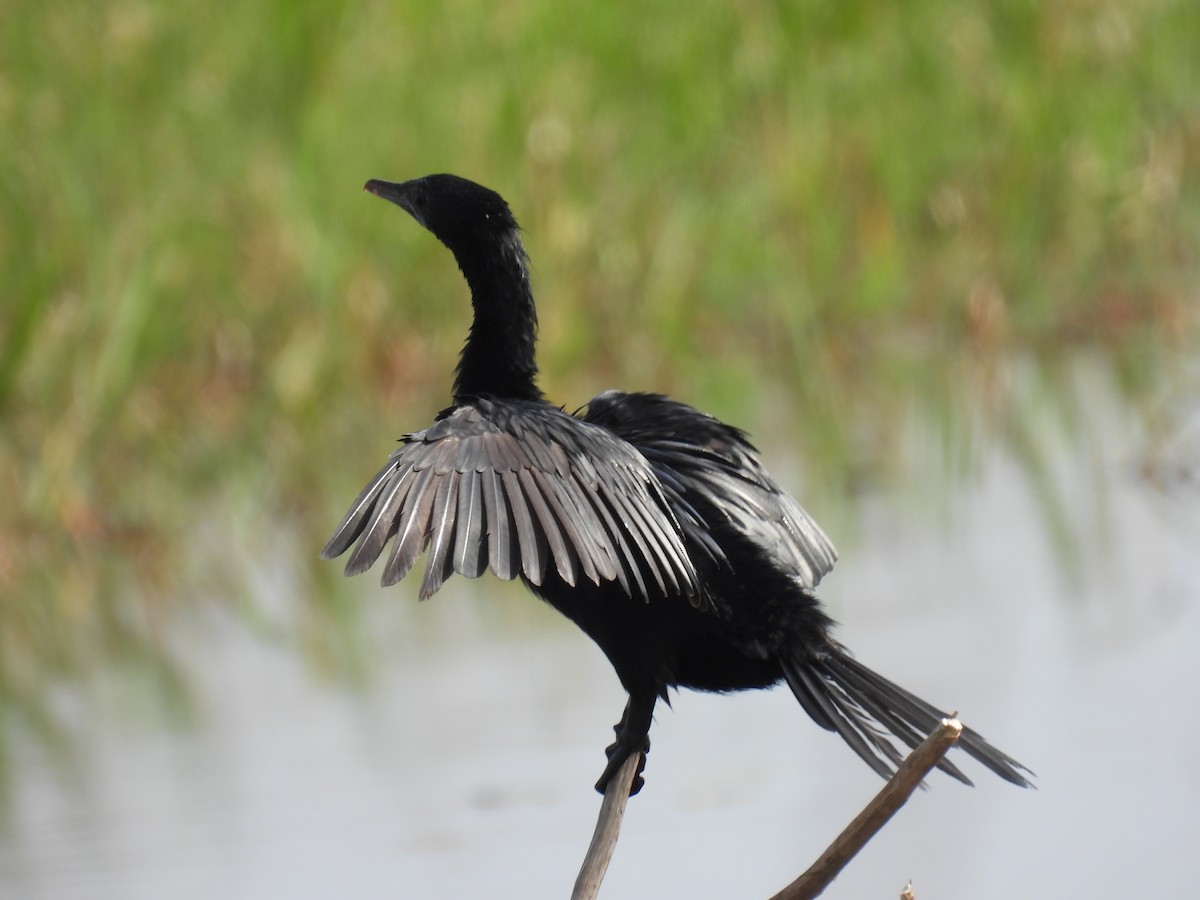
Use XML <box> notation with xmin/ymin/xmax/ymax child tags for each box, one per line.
<box><xmin>595</xmin><ymin>736</ymin><xmax>650</xmax><ymax>796</ymax></box>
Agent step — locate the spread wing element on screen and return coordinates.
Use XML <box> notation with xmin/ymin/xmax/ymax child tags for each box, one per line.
<box><xmin>584</xmin><ymin>391</ymin><xmax>837</xmax><ymax>591</ymax></box>
<box><xmin>322</xmin><ymin>400</ymin><xmax>699</xmax><ymax>601</ymax></box>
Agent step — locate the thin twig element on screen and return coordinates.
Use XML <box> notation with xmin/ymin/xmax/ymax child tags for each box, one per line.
<box><xmin>770</xmin><ymin>717</ymin><xmax>964</xmax><ymax>900</ymax></box>
<box><xmin>571</xmin><ymin>752</ymin><xmax>643</xmax><ymax>900</ymax></box>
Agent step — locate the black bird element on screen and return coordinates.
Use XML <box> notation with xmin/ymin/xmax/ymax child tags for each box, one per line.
<box><xmin>323</xmin><ymin>174</ymin><xmax>1032</xmax><ymax>795</ymax></box>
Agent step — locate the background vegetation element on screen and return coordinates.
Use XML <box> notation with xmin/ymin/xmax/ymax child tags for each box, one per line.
<box><xmin>1</xmin><ymin>0</ymin><xmax>1196</xmax><ymax>782</ymax></box>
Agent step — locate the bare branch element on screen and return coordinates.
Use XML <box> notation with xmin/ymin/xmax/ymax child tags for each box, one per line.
<box><xmin>770</xmin><ymin>717</ymin><xmax>964</xmax><ymax>900</ymax></box>
<box><xmin>571</xmin><ymin>751</ymin><xmax>643</xmax><ymax>900</ymax></box>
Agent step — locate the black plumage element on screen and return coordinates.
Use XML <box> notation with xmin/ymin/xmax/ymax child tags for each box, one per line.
<box><xmin>323</xmin><ymin>174</ymin><xmax>1033</xmax><ymax>794</ymax></box>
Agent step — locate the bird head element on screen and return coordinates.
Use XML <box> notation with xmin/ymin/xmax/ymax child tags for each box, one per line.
<box><xmin>365</xmin><ymin>174</ymin><xmax>519</xmax><ymax>253</ymax></box>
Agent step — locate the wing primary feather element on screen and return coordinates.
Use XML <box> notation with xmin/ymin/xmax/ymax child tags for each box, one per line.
<box><xmin>599</xmin><ymin>477</ymin><xmax>671</xmax><ymax>597</ymax></box>
<box><xmin>534</xmin><ymin>470</ymin><xmax>603</xmax><ymax>586</ymax></box>
<box><xmin>419</xmin><ymin>473</ymin><xmax>460</xmax><ymax>599</ymax></box>
<box><xmin>382</xmin><ymin>466</ymin><xmax>437</xmax><ymax>586</ymax></box>
<box><xmin>322</xmin><ymin>460</ymin><xmax>404</xmax><ymax>559</ymax></box>
<box><xmin>558</xmin><ymin>476</ymin><xmax>618</xmax><ymax>583</ymax></box>
<box><xmin>482</xmin><ymin>469</ymin><xmax>518</xmax><ymax>580</ymax></box>
<box><xmin>565</xmin><ymin>479</ymin><xmax>628</xmax><ymax>586</ymax></box>
<box><xmin>519</xmin><ymin>468</ymin><xmax>578</xmax><ymax>587</ymax></box>
<box><xmin>587</xmin><ymin>485</ymin><xmax>649</xmax><ymax>600</ymax></box>
<box><xmin>501</xmin><ymin>469</ymin><xmax>547</xmax><ymax>585</ymax></box>
<box><xmin>618</xmin><ymin>473</ymin><xmax>696</xmax><ymax>597</ymax></box>
<box><xmin>454</xmin><ymin>468</ymin><xmax>486</xmax><ymax>578</ymax></box>
<box><xmin>344</xmin><ymin>466</ymin><xmax>416</xmax><ymax>576</ymax></box>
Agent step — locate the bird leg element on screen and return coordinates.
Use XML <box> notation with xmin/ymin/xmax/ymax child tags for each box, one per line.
<box><xmin>596</xmin><ymin>694</ymin><xmax>656</xmax><ymax>796</ymax></box>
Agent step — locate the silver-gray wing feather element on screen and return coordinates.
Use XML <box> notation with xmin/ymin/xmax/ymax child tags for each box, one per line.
<box><xmin>322</xmin><ymin>400</ymin><xmax>699</xmax><ymax>601</ymax></box>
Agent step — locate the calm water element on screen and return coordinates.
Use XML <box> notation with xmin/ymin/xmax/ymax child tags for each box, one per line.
<box><xmin>2</xmin><ymin>383</ymin><xmax>1197</xmax><ymax>898</ymax></box>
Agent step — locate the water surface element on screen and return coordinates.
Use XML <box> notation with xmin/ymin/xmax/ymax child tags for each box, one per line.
<box><xmin>2</xmin><ymin>386</ymin><xmax>1196</xmax><ymax>899</ymax></box>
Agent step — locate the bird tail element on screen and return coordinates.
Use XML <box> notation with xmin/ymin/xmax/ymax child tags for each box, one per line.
<box><xmin>780</xmin><ymin>642</ymin><xmax>1033</xmax><ymax>788</ymax></box>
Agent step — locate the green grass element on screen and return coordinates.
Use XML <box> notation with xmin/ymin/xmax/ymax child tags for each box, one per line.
<box><xmin>0</xmin><ymin>0</ymin><xmax>1197</xmax><ymax>772</ymax></box>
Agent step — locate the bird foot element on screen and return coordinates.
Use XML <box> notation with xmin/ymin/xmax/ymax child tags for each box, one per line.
<box><xmin>595</xmin><ymin>735</ymin><xmax>650</xmax><ymax>796</ymax></box>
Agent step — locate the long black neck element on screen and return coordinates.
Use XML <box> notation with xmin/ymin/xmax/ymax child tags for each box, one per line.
<box><xmin>449</xmin><ymin>229</ymin><xmax>543</xmax><ymax>404</ymax></box>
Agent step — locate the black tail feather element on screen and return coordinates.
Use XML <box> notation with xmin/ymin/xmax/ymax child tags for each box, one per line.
<box><xmin>782</xmin><ymin>660</ymin><xmax>908</xmax><ymax>782</ymax></box>
<box><xmin>814</xmin><ymin>653</ymin><xmax>975</xmax><ymax>785</ymax></box>
<box><xmin>783</xmin><ymin>643</ymin><xmax>1034</xmax><ymax>789</ymax></box>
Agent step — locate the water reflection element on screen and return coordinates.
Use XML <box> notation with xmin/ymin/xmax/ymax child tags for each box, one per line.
<box><xmin>1</xmin><ymin>380</ymin><xmax>1197</xmax><ymax>899</ymax></box>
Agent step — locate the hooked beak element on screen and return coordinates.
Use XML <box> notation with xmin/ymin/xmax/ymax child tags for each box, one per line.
<box><xmin>364</xmin><ymin>179</ymin><xmax>425</xmax><ymax>228</ymax></box>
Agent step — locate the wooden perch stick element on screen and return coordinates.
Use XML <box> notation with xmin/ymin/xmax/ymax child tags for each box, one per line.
<box><xmin>571</xmin><ymin>751</ymin><xmax>643</xmax><ymax>900</ymax></box>
<box><xmin>769</xmin><ymin>717</ymin><xmax>964</xmax><ymax>900</ymax></box>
